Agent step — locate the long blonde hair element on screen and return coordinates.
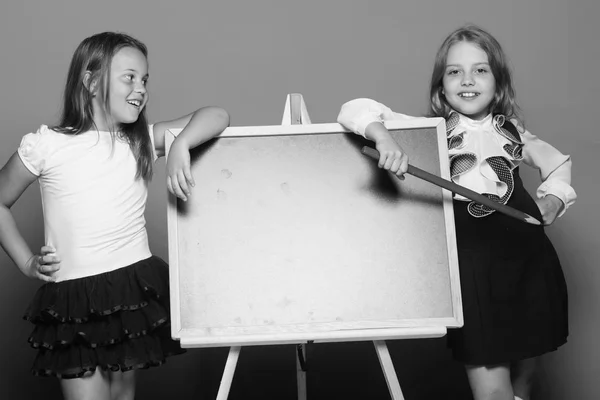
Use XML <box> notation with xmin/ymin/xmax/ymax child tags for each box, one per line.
<box><xmin>54</xmin><ymin>32</ymin><xmax>153</xmax><ymax>180</ymax></box>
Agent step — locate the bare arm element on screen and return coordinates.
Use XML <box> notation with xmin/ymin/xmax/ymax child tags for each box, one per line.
<box><xmin>0</xmin><ymin>153</ymin><xmax>59</xmax><ymax>281</ymax></box>
<box><xmin>152</xmin><ymin>106</ymin><xmax>230</xmax><ymax>201</ymax></box>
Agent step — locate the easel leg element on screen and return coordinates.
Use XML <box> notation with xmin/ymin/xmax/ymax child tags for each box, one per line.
<box><xmin>296</xmin><ymin>344</ymin><xmax>308</xmax><ymax>400</ymax></box>
<box><xmin>373</xmin><ymin>340</ymin><xmax>405</xmax><ymax>400</ymax></box>
<box><xmin>286</xmin><ymin>93</ymin><xmax>311</xmax><ymax>400</ymax></box>
<box><xmin>216</xmin><ymin>346</ymin><xmax>241</xmax><ymax>400</ymax></box>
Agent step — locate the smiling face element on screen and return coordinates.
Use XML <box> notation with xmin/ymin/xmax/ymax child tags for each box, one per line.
<box><xmin>442</xmin><ymin>41</ymin><xmax>496</xmax><ymax>120</ymax></box>
<box><xmin>92</xmin><ymin>46</ymin><xmax>149</xmax><ymax>131</ymax></box>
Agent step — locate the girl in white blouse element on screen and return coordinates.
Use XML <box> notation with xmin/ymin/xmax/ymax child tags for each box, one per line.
<box><xmin>338</xmin><ymin>25</ymin><xmax>575</xmax><ymax>400</ymax></box>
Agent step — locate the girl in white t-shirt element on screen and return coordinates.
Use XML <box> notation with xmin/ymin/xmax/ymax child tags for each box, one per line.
<box><xmin>0</xmin><ymin>32</ymin><xmax>229</xmax><ymax>399</ymax></box>
<box><xmin>337</xmin><ymin>25</ymin><xmax>575</xmax><ymax>400</ymax></box>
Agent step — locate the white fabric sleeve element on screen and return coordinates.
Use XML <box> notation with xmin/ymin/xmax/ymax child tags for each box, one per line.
<box><xmin>337</xmin><ymin>98</ymin><xmax>416</xmax><ymax>137</ymax></box>
<box><xmin>17</xmin><ymin>125</ymin><xmax>52</xmax><ymax>176</ymax></box>
<box><xmin>521</xmin><ymin>130</ymin><xmax>577</xmax><ymax>216</ymax></box>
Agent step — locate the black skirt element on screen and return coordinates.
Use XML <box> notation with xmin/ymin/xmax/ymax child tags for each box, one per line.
<box><xmin>447</xmin><ymin>172</ymin><xmax>568</xmax><ymax>365</ymax></box>
<box><xmin>24</xmin><ymin>256</ymin><xmax>185</xmax><ymax>379</ymax></box>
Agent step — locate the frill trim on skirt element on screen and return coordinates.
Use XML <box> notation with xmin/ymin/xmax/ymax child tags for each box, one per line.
<box><xmin>23</xmin><ymin>256</ymin><xmax>185</xmax><ymax>379</ymax></box>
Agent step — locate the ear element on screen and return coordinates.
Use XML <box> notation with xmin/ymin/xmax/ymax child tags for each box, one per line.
<box><xmin>83</xmin><ymin>71</ymin><xmax>97</xmax><ymax>95</ymax></box>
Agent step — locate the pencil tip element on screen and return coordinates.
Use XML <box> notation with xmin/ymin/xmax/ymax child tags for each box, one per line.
<box><xmin>525</xmin><ymin>214</ymin><xmax>542</xmax><ymax>225</ymax></box>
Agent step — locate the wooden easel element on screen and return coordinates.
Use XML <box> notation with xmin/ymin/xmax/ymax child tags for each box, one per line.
<box><xmin>213</xmin><ymin>94</ymin><xmax>446</xmax><ymax>400</ymax></box>
<box><xmin>280</xmin><ymin>93</ymin><xmax>311</xmax><ymax>400</ymax></box>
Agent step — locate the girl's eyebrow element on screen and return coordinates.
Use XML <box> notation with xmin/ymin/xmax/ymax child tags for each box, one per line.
<box><xmin>446</xmin><ymin>62</ymin><xmax>490</xmax><ymax>68</ymax></box>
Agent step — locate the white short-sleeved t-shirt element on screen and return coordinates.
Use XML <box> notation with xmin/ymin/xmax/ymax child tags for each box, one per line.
<box><xmin>18</xmin><ymin>125</ymin><xmax>156</xmax><ymax>282</ymax></box>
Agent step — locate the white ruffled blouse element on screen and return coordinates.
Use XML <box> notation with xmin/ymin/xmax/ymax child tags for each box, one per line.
<box><xmin>337</xmin><ymin>98</ymin><xmax>576</xmax><ymax>217</ymax></box>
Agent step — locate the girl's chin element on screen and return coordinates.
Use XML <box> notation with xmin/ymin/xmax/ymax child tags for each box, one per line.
<box><xmin>117</xmin><ymin>115</ymin><xmax>141</xmax><ymax>125</ymax></box>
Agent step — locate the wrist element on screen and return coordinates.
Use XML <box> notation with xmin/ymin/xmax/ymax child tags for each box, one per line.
<box><xmin>172</xmin><ymin>134</ymin><xmax>191</xmax><ymax>150</ymax></box>
<box><xmin>364</xmin><ymin>122</ymin><xmax>390</xmax><ymax>142</ymax></box>
<box><xmin>19</xmin><ymin>254</ymin><xmax>36</xmax><ymax>273</ymax></box>
<box><xmin>546</xmin><ymin>194</ymin><xmax>565</xmax><ymax>212</ymax></box>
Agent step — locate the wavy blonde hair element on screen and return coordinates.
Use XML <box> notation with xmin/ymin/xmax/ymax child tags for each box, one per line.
<box><xmin>428</xmin><ymin>25</ymin><xmax>523</xmax><ymax>125</ymax></box>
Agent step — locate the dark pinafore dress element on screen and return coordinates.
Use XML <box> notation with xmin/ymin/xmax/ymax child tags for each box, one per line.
<box><xmin>444</xmin><ymin>113</ymin><xmax>569</xmax><ymax>365</ymax></box>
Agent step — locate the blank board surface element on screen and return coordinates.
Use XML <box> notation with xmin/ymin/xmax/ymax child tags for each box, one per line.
<box><xmin>166</xmin><ymin>120</ymin><xmax>462</xmax><ymax>347</ymax></box>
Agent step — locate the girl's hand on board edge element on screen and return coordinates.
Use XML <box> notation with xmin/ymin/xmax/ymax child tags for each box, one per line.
<box><xmin>535</xmin><ymin>195</ymin><xmax>564</xmax><ymax>225</ymax></box>
<box><xmin>22</xmin><ymin>246</ymin><xmax>60</xmax><ymax>282</ymax></box>
<box><xmin>375</xmin><ymin>136</ymin><xmax>409</xmax><ymax>180</ymax></box>
<box><xmin>166</xmin><ymin>138</ymin><xmax>195</xmax><ymax>202</ymax></box>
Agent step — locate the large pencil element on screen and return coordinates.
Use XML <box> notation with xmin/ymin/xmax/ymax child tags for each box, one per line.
<box><xmin>361</xmin><ymin>146</ymin><xmax>542</xmax><ymax>226</ymax></box>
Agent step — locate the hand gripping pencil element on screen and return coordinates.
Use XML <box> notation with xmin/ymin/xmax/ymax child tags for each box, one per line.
<box><xmin>361</xmin><ymin>146</ymin><xmax>542</xmax><ymax>226</ymax></box>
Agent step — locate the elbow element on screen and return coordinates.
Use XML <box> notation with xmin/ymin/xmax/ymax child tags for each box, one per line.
<box><xmin>218</xmin><ymin>107</ymin><xmax>231</xmax><ymax>128</ymax></box>
<box><xmin>207</xmin><ymin>106</ymin><xmax>230</xmax><ymax>129</ymax></box>
<box><xmin>337</xmin><ymin>100</ymin><xmax>358</xmax><ymax>127</ymax></box>
<box><xmin>336</xmin><ymin>109</ymin><xmax>349</xmax><ymax>126</ymax></box>
<box><xmin>337</xmin><ymin>98</ymin><xmax>377</xmax><ymax>126</ymax></box>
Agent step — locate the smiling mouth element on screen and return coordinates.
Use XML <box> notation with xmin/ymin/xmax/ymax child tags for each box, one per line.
<box><xmin>458</xmin><ymin>92</ymin><xmax>480</xmax><ymax>98</ymax></box>
<box><xmin>127</xmin><ymin>99</ymin><xmax>142</xmax><ymax>108</ymax></box>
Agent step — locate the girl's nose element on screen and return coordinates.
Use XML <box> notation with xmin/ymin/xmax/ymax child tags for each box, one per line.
<box><xmin>461</xmin><ymin>73</ymin><xmax>474</xmax><ymax>86</ymax></box>
<box><xmin>135</xmin><ymin>82</ymin><xmax>147</xmax><ymax>94</ymax></box>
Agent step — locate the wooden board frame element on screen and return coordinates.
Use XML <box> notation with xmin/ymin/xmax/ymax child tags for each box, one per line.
<box><xmin>165</xmin><ymin>119</ymin><xmax>462</xmax><ymax>348</ymax></box>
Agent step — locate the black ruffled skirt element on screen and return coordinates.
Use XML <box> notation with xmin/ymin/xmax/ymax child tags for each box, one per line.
<box><xmin>447</xmin><ymin>172</ymin><xmax>569</xmax><ymax>365</ymax></box>
<box><xmin>24</xmin><ymin>256</ymin><xmax>185</xmax><ymax>379</ymax></box>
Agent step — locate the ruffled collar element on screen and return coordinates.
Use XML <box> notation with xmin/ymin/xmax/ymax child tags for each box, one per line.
<box><xmin>447</xmin><ymin>111</ymin><xmax>522</xmax><ymax>147</ymax></box>
<box><xmin>445</xmin><ymin>111</ymin><xmax>524</xmax><ymax>218</ymax></box>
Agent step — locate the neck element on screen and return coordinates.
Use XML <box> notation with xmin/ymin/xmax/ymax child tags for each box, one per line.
<box><xmin>453</xmin><ymin>111</ymin><xmax>492</xmax><ymax>122</ymax></box>
<box><xmin>91</xmin><ymin>99</ymin><xmax>114</xmax><ymax>132</ymax></box>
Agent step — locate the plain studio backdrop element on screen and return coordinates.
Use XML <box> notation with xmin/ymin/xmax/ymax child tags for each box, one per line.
<box><xmin>0</xmin><ymin>1</ymin><xmax>597</xmax><ymax>399</ymax></box>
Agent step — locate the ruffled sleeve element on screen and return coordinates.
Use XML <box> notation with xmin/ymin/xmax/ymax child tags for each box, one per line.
<box><xmin>337</xmin><ymin>98</ymin><xmax>417</xmax><ymax>137</ymax></box>
<box><xmin>521</xmin><ymin>130</ymin><xmax>577</xmax><ymax>216</ymax></box>
<box><xmin>17</xmin><ymin>125</ymin><xmax>53</xmax><ymax>176</ymax></box>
